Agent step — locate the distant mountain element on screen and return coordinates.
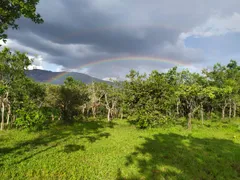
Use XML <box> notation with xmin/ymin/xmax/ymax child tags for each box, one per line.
<box><xmin>25</xmin><ymin>69</ymin><xmax>109</xmax><ymax>84</ymax></box>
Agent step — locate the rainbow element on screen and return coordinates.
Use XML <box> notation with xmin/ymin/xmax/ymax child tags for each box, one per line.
<box><xmin>47</xmin><ymin>56</ymin><xmax>191</xmax><ymax>83</ymax></box>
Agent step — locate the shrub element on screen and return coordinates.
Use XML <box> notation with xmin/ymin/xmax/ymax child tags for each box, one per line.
<box><xmin>130</xmin><ymin>110</ymin><xmax>174</xmax><ymax>129</ymax></box>
<box><xmin>15</xmin><ymin>104</ymin><xmax>60</xmax><ymax>130</ymax></box>
<box><xmin>15</xmin><ymin>108</ymin><xmax>46</xmax><ymax>130</ymax></box>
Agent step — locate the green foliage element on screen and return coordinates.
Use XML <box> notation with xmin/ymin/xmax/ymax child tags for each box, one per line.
<box><xmin>59</xmin><ymin>76</ymin><xmax>89</xmax><ymax>123</ymax></box>
<box><xmin>135</xmin><ymin>111</ymin><xmax>158</xmax><ymax>129</ymax></box>
<box><xmin>15</xmin><ymin>106</ymin><xmax>45</xmax><ymax>130</ymax></box>
<box><xmin>1</xmin><ymin>44</ymin><xmax>240</xmax><ymax>130</ymax></box>
<box><xmin>129</xmin><ymin>109</ymin><xmax>174</xmax><ymax>129</ymax></box>
<box><xmin>0</xmin><ymin>0</ymin><xmax>43</xmax><ymax>43</ymax></box>
<box><xmin>122</xmin><ymin>61</ymin><xmax>240</xmax><ymax>128</ymax></box>
<box><xmin>0</xmin><ymin>47</ymin><xmax>31</xmax><ymax>84</ymax></box>
<box><xmin>0</xmin><ymin>83</ymin><xmax>7</xmax><ymax>95</ymax></box>
<box><xmin>15</xmin><ymin>105</ymin><xmax>61</xmax><ymax>130</ymax></box>
<box><xmin>0</xmin><ymin>47</ymin><xmax>47</xmax><ymax>130</ymax></box>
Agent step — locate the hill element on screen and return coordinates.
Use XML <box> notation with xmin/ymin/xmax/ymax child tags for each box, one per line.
<box><xmin>25</xmin><ymin>69</ymin><xmax>109</xmax><ymax>84</ymax></box>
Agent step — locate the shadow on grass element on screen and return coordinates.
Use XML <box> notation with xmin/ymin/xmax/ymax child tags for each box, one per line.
<box><xmin>82</xmin><ymin>132</ymin><xmax>111</xmax><ymax>143</ymax></box>
<box><xmin>64</xmin><ymin>144</ymin><xmax>85</xmax><ymax>153</ymax></box>
<box><xmin>118</xmin><ymin>133</ymin><xmax>240</xmax><ymax>180</ymax></box>
<box><xmin>0</xmin><ymin>121</ymin><xmax>116</xmax><ymax>166</ymax></box>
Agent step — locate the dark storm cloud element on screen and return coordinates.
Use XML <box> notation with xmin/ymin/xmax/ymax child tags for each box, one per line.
<box><xmin>7</xmin><ymin>30</ymin><xmax>66</xmax><ymax>56</ymax></box>
<box><xmin>11</xmin><ymin>16</ymin><xmax>180</xmax><ymax>54</ymax></box>
<box><xmin>3</xmin><ymin>0</ymin><xmax>240</xmax><ymax>77</ymax></box>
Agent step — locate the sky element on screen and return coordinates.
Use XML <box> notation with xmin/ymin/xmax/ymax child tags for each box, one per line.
<box><xmin>1</xmin><ymin>0</ymin><xmax>240</xmax><ymax>80</ymax></box>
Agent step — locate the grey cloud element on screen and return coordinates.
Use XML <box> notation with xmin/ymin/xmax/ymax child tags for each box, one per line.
<box><xmin>87</xmin><ymin>61</ymin><xmax>175</xmax><ymax>79</ymax></box>
<box><xmin>3</xmin><ymin>0</ymin><xmax>240</xmax><ymax>78</ymax></box>
<box><xmin>7</xmin><ymin>30</ymin><xmax>66</xmax><ymax>57</ymax></box>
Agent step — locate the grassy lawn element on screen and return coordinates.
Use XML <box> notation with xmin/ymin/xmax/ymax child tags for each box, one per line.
<box><xmin>0</xmin><ymin>120</ymin><xmax>240</xmax><ymax>180</ymax></box>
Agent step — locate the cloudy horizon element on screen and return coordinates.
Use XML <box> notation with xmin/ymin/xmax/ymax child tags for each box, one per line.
<box><xmin>1</xmin><ymin>0</ymin><xmax>240</xmax><ymax>79</ymax></box>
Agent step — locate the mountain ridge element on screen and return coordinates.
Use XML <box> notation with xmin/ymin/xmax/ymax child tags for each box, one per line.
<box><xmin>25</xmin><ymin>69</ymin><xmax>110</xmax><ymax>84</ymax></box>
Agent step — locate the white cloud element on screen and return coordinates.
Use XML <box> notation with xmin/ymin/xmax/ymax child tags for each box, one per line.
<box><xmin>102</xmin><ymin>77</ymin><xmax>118</xmax><ymax>82</ymax></box>
<box><xmin>181</xmin><ymin>12</ymin><xmax>240</xmax><ymax>39</ymax></box>
<box><xmin>27</xmin><ymin>55</ymin><xmax>44</xmax><ymax>70</ymax></box>
<box><xmin>56</xmin><ymin>66</ymin><xmax>64</xmax><ymax>72</ymax></box>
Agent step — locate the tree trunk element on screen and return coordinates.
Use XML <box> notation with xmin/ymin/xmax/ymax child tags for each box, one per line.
<box><xmin>11</xmin><ymin>115</ymin><xmax>16</xmax><ymax>127</ymax></box>
<box><xmin>222</xmin><ymin>107</ymin><xmax>225</xmax><ymax>119</ymax></box>
<box><xmin>200</xmin><ymin>102</ymin><xmax>204</xmax><ymax>125</ymax></box>
<box><xmin>6</xmin><ymin>104</ymin><xmax>10</xmax><ymax>125</ymax></box>
<box><xmin>120</xmin><ymin>108</ymin><xmax>123</xmax><ymax>120</ymax></box>
<box><xmin>92</xmin><ymin>107</ymin><xmax>96</xmax><ymax>118</ymax></box>
<box><xmin>82</xmin><ymin>106</ymin><xmax>86</xmax><ymax>114</ymax></box>
<box><xmin>51</xmin><ymin>114</ymin><xmax>55</xmax><ymax>121</ymax></box>
<box><xmin>107</xmin><ymin>108</ymin><xmax>111</xmax><ymax>122</ymax></box>
<box><xmin>233</xmin><ymin>102</ymin><xmax>236</xmax><ymax>118</ymax></box>
<box><xmin>110</xmin><ymin>109</ymin><xmax>113</xmax><ymax>119</ymax></box>
<box><xmin>229</xmin><ymin>101</ymin><xmax>232</xmax><ymax>118</ymax></box>
<box><xmin>1</xmin><ymin>102</ymin><xmax>5</xmax><ymax>130</ymax></box>
<box><xmin>222</xmin><ymin>101</ymin><xmax>227</xmax><ymax>119</ymax></box>
<box><xmin>87</xmin><ymin>108</ymin><xmax>90</xmax><ymax>116</ymax></box>
<box><xmin>188</xmin><ymin>112</ymin><xmax>192</xmax><ymax>130</ymax></box>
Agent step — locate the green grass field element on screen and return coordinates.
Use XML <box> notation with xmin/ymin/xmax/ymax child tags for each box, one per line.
<box><xmin>0</xmin><ymin>120</ymin><xmax>240</xmax><ymax>180</ymax></box>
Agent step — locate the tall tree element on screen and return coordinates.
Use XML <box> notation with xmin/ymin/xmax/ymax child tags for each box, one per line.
<box><xmin>226</xmin><ymin>60</ymin><xmax>240</xmax><ymax>118</ymax></box>
<box><xmin>0</xmin><ymin>47</ymin><xmax>31</xmax><ymax>130</ymax></box>
<box><xmin>59</xmin><ymin>77</ymin><xmax>88</xmax><ymax>123</ymax></box>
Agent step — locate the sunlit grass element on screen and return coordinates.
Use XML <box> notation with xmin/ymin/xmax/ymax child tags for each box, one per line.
<box><xmin>0</xmin><ymin>119</ymin><xmax>240</xmax><ymax>179</ymax></box>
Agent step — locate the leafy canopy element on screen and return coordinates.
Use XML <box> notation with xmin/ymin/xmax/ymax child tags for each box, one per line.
<box><xmin>0</xmin><ymin>0</ymin><xmax>43</xmax><ymax>42</ymax></box>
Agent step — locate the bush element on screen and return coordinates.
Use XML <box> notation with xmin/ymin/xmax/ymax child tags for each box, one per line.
<box><xmin>210</xmin><ymin>112</ymin><xmax>220</xmax><ymax>122</ymax></box>
<box><xmin>15</xmin><ymin>108</ymin><xmax>46</xmax><ymax>130</ymax></box>
<box><xmin>73</xmin><ymin>114</ymin><xmax>86</xmax><ymax>122</ymax></box>
<box><xmin>15</xmin><ymin>105</ymin><xmax>60</xmax><ymax>130</ymax></box>
<box><xmin>129</xmin><ymin>110</ymin><xmax>174</xmax><ymax>129</ymax></box>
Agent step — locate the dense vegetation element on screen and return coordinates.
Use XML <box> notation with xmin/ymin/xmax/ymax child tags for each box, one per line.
<box><xmin>1</xmin><ymin>48</ymin><xmax>240</xmax><ymax>130</ymax></box>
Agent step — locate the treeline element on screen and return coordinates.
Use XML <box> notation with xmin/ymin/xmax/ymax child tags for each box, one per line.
<box><xmin>0</xmin><ymin>47</ymin><xmax>240</xmax><ymax>130</ymax></box>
